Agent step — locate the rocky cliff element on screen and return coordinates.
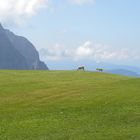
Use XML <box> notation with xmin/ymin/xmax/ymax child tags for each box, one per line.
<box><xmin>0</xmin><ymin>24</ymin><xmax>48</xmax><ymax>70</ymax></box>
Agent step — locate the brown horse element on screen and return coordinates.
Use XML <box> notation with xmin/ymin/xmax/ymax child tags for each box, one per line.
<box><xmin>77</xmin><ymin>66</ymin><xmax>85</xmax><ymax>71</ymax></box>
<box><xmin>96</xmin><ymin>68</ymin><xmax>103</xmax><ymax>72</ymax></box>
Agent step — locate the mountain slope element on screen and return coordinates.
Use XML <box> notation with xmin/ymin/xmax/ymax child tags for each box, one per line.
<box><xmin>0</xmin><ymin>24</ymin><xmax>48</xmax><ymax>70</ymax></box>
<box><xmin>0</xmin><ymin>24</ymin><xmax>28</xmax><ymax>69</ymax></box>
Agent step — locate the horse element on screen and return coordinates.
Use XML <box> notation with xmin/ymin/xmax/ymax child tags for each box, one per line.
<box><xmin>96</xmin><ymin>68</ymin><xmax>103</xmax><ymax>72</ymax></box>
<box><xmin>77</xmin><ymin>66</ymin><xmax>85</xmax><ymax>71</ymax></box>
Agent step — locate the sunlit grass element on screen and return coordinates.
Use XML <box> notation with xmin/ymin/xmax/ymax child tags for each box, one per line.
<box><xmin>0</xmin><ymin>70</ymin><xmax>140</xmax><ymax>140</ymax></box>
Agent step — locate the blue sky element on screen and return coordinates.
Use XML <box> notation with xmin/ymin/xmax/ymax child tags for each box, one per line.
<box><xmin>1</xmin><ymin>0</ymin><xmax>140</xmax><ymax>69</ymax></box>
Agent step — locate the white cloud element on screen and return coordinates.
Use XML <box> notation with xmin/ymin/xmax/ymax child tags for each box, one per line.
<box><xmin>74</xmin><ymin>41</ymin><xmax>93</xmax><ymax>58</ymax></box>
<box><xmin>0</xmin><ymin>0</ymin><xmax>49</xmax><ymax>24</ymax></box>
<box><xmin>39</xmin><ymin>41</ymin><xmax>135</xmax><ymax>63</ymax></box>
<box><xmin>0</xmin><ymin>0</ymin><xmax>95</xmax><ymax>24</ymax></box>
<box><xmin>40</xmin><ymin>43</ymin><xmax>67</xmax><ymax>61</ymax></box>
<box><xmin>72</xmin><ymin>41</ymin><xmax>130</xmax><ymax>62</ymax></box>
<box><xmin>71</xmin><ymin>0</ymin><xmax>95</xmax><ymax>5</ymax></box>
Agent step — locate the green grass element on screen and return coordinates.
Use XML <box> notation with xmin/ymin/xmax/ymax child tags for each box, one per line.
<box><xmin>0</xmin><ymin>70</ymin><xmax>140</xmax><ymax>140</ymax></box>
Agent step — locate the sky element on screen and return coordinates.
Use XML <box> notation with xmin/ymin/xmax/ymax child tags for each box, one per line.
<box><xmin>0</xmin><ymin>0</ymin><xmax>140</xmax><ymax>69</ymax></box>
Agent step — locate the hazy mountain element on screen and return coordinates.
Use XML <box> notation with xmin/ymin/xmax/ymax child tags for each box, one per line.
<box><xmin>0</xmin><ymin>24</ymin><xmax>48</xmax><ymax>70</ymax></box>
<box><xmin>99</xmin><ymin>62</ymin><xmax>140</xmax><ymax>75</ymax></box>
<box><xmin>105</xmin><ymin>69</ymin><xmax>140</xmax><ymax>77</ymax></box>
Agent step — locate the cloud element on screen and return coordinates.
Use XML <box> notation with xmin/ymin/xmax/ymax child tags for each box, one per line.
<box><xmin>0</xmin><ymin>0</ymin><xmax>95</xmax><ymax>24</ymax></box>
<box><xmin>40</xmin><ymin>43</ymin><xmax>67</xmax><ymax>61</ymax></box>
<box><xmin>39</xmin><ymin>41</ymin><xmax>135</xmax><ymax>63</ymax></box>
<box><xmin>74</xmin><ymin>41</ymin><xmax>93</xmax><ymax>58</ymax></box>
<box><xmin>71</xmin><ymin>41</ymin><xmax>130</xmax><ymax>62</ymax></box>
<box><xmin>0</xmin><ymin>0</ymin><xmax>49</xmax><ymax>24</ymax></box>
<box><xmin>71</xmin><ymin>0</ymin><xmax>95</xmax><ymax>5</ymax></box>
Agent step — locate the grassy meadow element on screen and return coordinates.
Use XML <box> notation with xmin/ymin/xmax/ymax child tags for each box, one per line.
<box><xmin>0</xmin><ymin>70</ymin><xmax>140</xmax><ymax>140</ymax></box>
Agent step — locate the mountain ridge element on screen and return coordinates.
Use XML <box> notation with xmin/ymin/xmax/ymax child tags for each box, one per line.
<box><xmin>0</xmin><ymin>24</ymin><xmax>48</xmax><ymax>70</ymax></box>
<box><xmin>105</xmin><ymin>69</ymin><xmax>140</xmax><ymax>77</ymax></box>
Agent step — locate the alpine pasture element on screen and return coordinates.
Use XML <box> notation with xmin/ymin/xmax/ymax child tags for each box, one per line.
<box><xmin>0</xmin><ymin>70</ymin><xmax>140</xmax><ymax>140</ymax></box>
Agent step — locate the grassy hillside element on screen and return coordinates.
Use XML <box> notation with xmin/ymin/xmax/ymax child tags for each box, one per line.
<box><xmin>0</xmin><ymin>70</ymin><xmax>140</xmax><ymax>140</ymax></box>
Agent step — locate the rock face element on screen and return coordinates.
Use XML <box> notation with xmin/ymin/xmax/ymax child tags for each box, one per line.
<box><xmin>0</xmin><ymin>24</ymin><xmax>48</xmax><ymax>70</ymax></box>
